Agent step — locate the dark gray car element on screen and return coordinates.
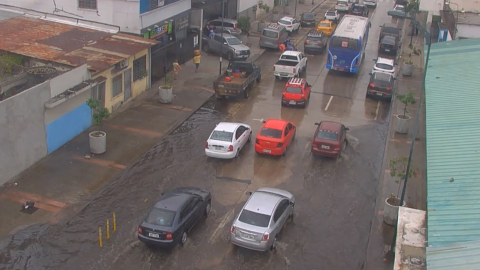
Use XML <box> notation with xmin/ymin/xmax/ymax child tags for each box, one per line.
<box><xmin>207</xmin><ymin>18</ymin><xmax>242</xmax><ymax>36</ymax></box>
<box><xmin>137</xmin><ymin>187</ymin><xmax>212</xmax><ymax>248</ymax></box>
<box><xmin>203</xmin><ymin>33</ymin><xmax>251</xmax><ymax>61</ymax></box>
<box><xmin>378</xmin><ymin>35</ymin><xmax>399</xmax><ymax>54</ymax></box>
<box><xmin>304</xmin><ymin>30</ymin><xmax>328</xmax><ymax>54</ymax></box>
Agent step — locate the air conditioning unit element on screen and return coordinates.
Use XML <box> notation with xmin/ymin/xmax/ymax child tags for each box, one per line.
<box><xmin>116</xmin><ymin>60</ymin><xmax>128</xmax><ymax>69</ymax></box>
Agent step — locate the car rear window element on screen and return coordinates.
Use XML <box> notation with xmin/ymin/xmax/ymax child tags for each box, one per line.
<box><xmin>210</xmin><ymin>130</ymin><xmax>233</xmax><ymax>142</ymax></box>
<box><xmin>286</xmin><ymin>86</ymin><xmax>302</xmax><ymax>94</ymax></box>
<box><xmin>374</xmin><ymin>72</ymin><xmax>392</xmax><ymax>82</ymax></box>
<box><xmin>307</xmin><ymin>36</ymin><xmax>323</xmax><ymax>41</ymax></box>
<box><xmin>376</xmin><ymin>63</ymin><xmax>393</xmax><ymax>70</ymax></box>
<box><xmin>280</xmin><ymin>54</ymin><xmax>298</xmax><ymax>60</ymax></box>
<box><xmin>262</xmin><ymin>29</ymin><xmax>279</xmax><ymax>38</ymax></box>
<box><xmin>260</xmin><ymin>128</ymin><xmax>282</xmax><ymax>139</ymax></box>
<box><xmin>319</xmin><ymin>22</ymin><xmax>330</xmax><ymax>27</ymax></box>
<box><xmin>330</xmin><ymin>37</ymin><xmax>358</xmax><ymax>50</ymax></box>
<box><xmin>316</xmin><ymin>130</ymin><xmax>338</xmax><ymax>141</ymax></box>
<box><xmin>238</xmin><ymin>209</ymin><xmax>271</xmax><ymax>227</ymax></box>
<box><xmin>381</xmin><ymin>36</ymin><xmax>396</xmax><ymax>44</ymax></box>
<box><xmin>353</xmin><ymin>6</ymin><xmax>364</xmax><ymax>11</ymax></box>
<box><xmin>279</xmin><ymin>19</ymin><xmax>292</xmax><ymax>25</ymax></box>
<box><xmin>326</xmin><ymin>11</ymin><xmax>336</xmax><ymax>16</ymax></box>
<box><xmin>302</xmin><ymin>13</ymin><xmax>314</xmax><ymax>19</ymax></box>
<box><xmin>146</xmin><ymin>208</ymin><xmax>176</xmax><ymax>227</ymax></box>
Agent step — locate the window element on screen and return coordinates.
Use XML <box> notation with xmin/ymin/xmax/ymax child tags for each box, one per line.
<box><xmin>260</xmin><ymin>128</ymin><xmax>282</xmax><ymax>139</ymax></box>
<box><xmin>146</xmin><ymin>208</ymin><xmax>176</xmax><ymax>227</ymax></box>
<box><xmin>316</xmin><ymin>130</ymin><xmax>339</xmax><ymax>141</ymax></box>
<box><xmin>78</xmin><ymin>0</ymin><xmax>97</xmax><ymax>9</ymax></box>
<box><xmin>330</xmin><ymin>37</ymin><xmax>358</xmax><ymax>51</ymax></box>
<box><xmin>112</xmin><ymin>74</ymin><xmax>123</xmax><ymax>97</ymax></box>
<box><xmin>285</xmin><ymin>86</ymin><xmax>302</xmax><ymax>94</ymax></box>
<box><xmin>226</xmin><ymin>38</ymin><xmax>242</xmax><ymax>45</ymax></box>
<box><xmin>262</xmin><ymin>30</ymin><xmax>279</xmax><ymax>38</ymax></box>
<box><xmin>279</xmin><ymin>19</ymin><xmax>292</xmax><ymax>25</ymax></box>
<box><xmin>133</xmin><ymin>56</ymin><xmax>147</xmax><ymax>82</ymax></box>
<box><xmin>210</xmin><ymin>131</ymin><xmax>233</xmax><ymax>142</ymax></box>
<box><xmin>235</xmin><ymin>127</ymin><xmax>245</xmax><ymax>140</ymax></box>
<box><xmin>273</xmin><ymin>200</ymin><xmax>289</xmax><ymax>222</ymax></box>
<box><xmin>238</xmin><ymin>210</ymin><xmax>271</xmax><ymax>227</ymax></box>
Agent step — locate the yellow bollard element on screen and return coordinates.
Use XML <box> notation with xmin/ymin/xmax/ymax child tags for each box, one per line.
<box><xmin>106</xmin><ymin>219</ymin><xmax>110</xmax><ymax>240</ymax></box>
<box><xmin>113</xmin><ymin>213</ymin><xmax>116</xmax><ymax>232</ymax></box>
<box><xmin>98</xmin><ymin>227</ymin><xmax>102</xmax><ymax>247</ymax></box>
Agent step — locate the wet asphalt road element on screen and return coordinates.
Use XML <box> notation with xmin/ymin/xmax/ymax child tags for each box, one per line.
<box><xmin>0</xmin><ymin>1</ymin><xmax>403</xmax><ymax>269</ymax></box>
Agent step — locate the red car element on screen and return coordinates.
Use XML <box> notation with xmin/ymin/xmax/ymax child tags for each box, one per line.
<box><xmin>311</xmin><ymin>121</ymin><xmax>349</xmax><ymax>158</ymax></box>
<box><xmin>281</xmin><ymin>78</ymin><xmax>311</xmax><ymax>107</ymax></box>
<box><xmin>255</xmin><ymin>119</ymin><xmax>296</xmax><ymax>156</ymax></box>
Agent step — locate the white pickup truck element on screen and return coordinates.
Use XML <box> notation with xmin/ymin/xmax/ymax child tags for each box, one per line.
<box><xmin>273</xmin><ymin>51</ymin><xmax>308</xmax><ymax>80</ymax></box>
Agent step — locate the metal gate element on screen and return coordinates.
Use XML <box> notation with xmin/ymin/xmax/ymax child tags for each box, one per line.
<box><xmin>124</xmin><ymin>69</ymin><xmax>132</xmax><ymax>100</ymax></box>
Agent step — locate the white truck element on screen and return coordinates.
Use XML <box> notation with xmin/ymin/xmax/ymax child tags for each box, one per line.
<box><xmin>273</xmin><ymin>51</ymin><xmax>308</xmax><ymax>80</ymax></box>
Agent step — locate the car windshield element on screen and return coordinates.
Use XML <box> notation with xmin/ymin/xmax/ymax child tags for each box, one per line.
<box><xmin>382</xmin><ymin>36</ymin><xmax>396</xmax><ymax>44</ymax></box>
<box><xmin>376</xmin><ymin>63</ymin><xmax>393</xmax><ymax>70</ymax></box>
<box><xmin>226</xmin><ymin>38</ymin><xmax>242</xmax><ymax>45</ymax></box>
<box><xmin>330</xmin><ymin>37</ymin><xmax>358</xmax><ymax>50</ymax></box>
<box><xmin>337</xmin><ymin>1</ymin><xmax>348</xmax><ymax>5</ymax></box>
<box><xmin>280</xmin><ymin>54</ymin><xmax>298</xmax><ymax>60</ymax></box>
<box><xmin>146</xmin><ymin>208</ymin><xmax>176</xmax><ymax>227</ymax></box>
<box><xmin>316</xmin><ymin>130</ymin><xmax>338</xmax><ymax>141</ymax></box>
<box><xmin>286</xmin><ymin>86</ymin><xmax>302</xmax><ymax>93</ymax></box>
<box><xmin>260</xmin><ymin>128</ymin><xmax>282</xmax><ymax>138</ymax></box>
<box><xmin>210</xmin><ymin>130</ymin><xmax>233</xmax><ymax>142</ymax></box>
<box><xmin>262</xmin><ymin>29</ymin><xmax>278</xmax><ymax>38</ymax></box>
<box><xmin>374</xmin><ymin>72</ymin><xmax>392</xmax><ymax>82</ymax></box>
<box><xmin>319</xmin><ymin>22</ymin><xmax>330</xmax><ymax>27</ymax></box>
<box><xmin>279</xmin><ymin>19</ymin><xmax>291</xmax><ymax>25</ymax></box>
<box><xmin>302</xmin><ymin>13</ymin><xmax>314</xmax><ymax>19</ymax></box>
<box><xmin>238</xmin><ymin>209</ymin><xmax>271</xmax><ymax>227</ymax></box>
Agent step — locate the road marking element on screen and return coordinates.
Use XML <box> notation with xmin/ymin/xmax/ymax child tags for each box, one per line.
<box><xmin>105</xmin><ymin>124</ymin><xmax>163</xmax><ymax>137</ymax></box>
<box><xmin>304</xmin><ymin>142</ymin><xmax>310</xmax><ymax>151</ymax></box>
<box><xmin>208</xmin><ymin>209</ymin><xmax>235</xmax><ymax>244</ymax></box>
<box><xmin>374</xmin><ymin>101</ymin><xmax>380</xmax><ymax>121</ymax></box>
<box><xmin>390</xmin><ymin>138</ymin><xmax>420</xmax><ymax>145</ymax></box>
<box><xmin>183</xmin><ymin>84</ymin><xmax>216</xmax><ymax>93</ymax></box>
<box><xmin>72</xmin><ymin>155</ymin><xmax>127</xmax><ymax>169</ymax></box>
<box><xmin>324</xmin><ymin>96</ymin><xmax>333</xmax><ymax>111</ymax></box>
<box><xmin>252</xmin><ymin>118</ymin><xmax>264</xmax><ymax>122</ymax></box>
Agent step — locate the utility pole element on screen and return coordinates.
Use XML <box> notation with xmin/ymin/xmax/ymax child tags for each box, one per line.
<box><xmin>294</xmin><ymin>0</ymin><xmax>298</xmax><ymax>18</ymax></box>
<box><xmin>219</xmin><ymin>0</ymin><xmax>225</xmax><ymax>75</ymax></box>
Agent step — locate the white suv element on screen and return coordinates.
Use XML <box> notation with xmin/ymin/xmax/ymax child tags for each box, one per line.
<box><xmin>335</xmin><ymin>0</ymin><xmax>352</xmax><ymax>12</ymax></box>
<box><xmin>372</xmin><ymin>57</ymin><xmax>397</xmax><ymax>78</ymax></box>
<box><xmin>277</xmin><ymin>16</ymin><xmax>300</xmax><ymax>33</ymax></box>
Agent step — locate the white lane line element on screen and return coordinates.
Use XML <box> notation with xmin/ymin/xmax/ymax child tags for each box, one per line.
<box><xmin>324</xmin><ymin>96</ymin><xmax>333</xmax><ymax>111</ymax></box>
<box><xmin>374</xmin><ymin>101</ymin><xmax>380</xmax><ymax>121</ymax></box>
<box><xmin>208</xmin><ymin>209</ymin><xmax>235</xmax><ymax>244</ymax></box>
<box><xmin>252</xmin><ymin>118</ymin><xmax>264</xmax><ymax>122</ymax></box>
<box><xmin>304</xmin><ymin>142</ymin><xmax>310</xmax><ymax>151</ymax></box>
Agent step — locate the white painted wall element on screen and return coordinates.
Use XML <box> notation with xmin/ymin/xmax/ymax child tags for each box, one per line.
<box><xmin>140</xmin><ymin>0</ymin><xmax>190</xmax><ymax>29</ymax></box>
<box><xmin>457</xmin><ymin>24</ymin><xmax>480</xmax><ymax>38</ymax></box>
<box><xmin>419</xmin><ymin>0</ymin><xmax>443</xmax><ymax>16</ymax></box>
<box><xmin>238</xmin><ymin>0</ymin><xmax>257</xmax><ymax>13</ymax></box>
<box><xmin>50</xmin><ymin>65</ymin><xmax>90</xmax><ymax>97</ymax></box>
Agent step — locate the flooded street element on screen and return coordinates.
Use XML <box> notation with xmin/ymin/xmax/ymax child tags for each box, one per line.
<box><xmin>0</xmin><ymin>1</ymin><xmax>400</xmax><ymax>269</ymax></box>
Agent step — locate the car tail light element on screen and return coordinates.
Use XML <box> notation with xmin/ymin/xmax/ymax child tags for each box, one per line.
<box><xmin>259</xmin><ymin>34</ymin><xmax>262</xmax><ymax>40</ymax></box>
<box><xmin>305</xmin><ymin>40</ymin><xmax>310</xmax><ymax>44</ymax></box>
<box><xmin>228</xmin><ymin>145</ymin><xmax>233</xmax><ymax>152</ymax></box>
<box><xmin>233</xmin><ymin>23</ymin><xmax>237</xmax><ymax>30</ymax></box>
<box><xmin>138</xmin><ymin>226</ymin><xmax>142</xmax><ymax>234</ymax></box>
<box><xmin>261</xmin><ymin>233</ymin><xmax>270</xmax><ymax>242</ymax></box>
<box><xmin>277</xmin><ymin>143</ymin><xmax>283</xmax><ymax>147</ymax></box>
<box><xmin>334</xmin><ymin>145</ymin><xmax>340</xmax><ymax>150</ymax></box>
<box><xmin>293</xmin><ymin>68</ymin><xmax>296</xmax><ymax>73</ymax></box>
<box><xmin>273</xmin><ymin>66</ymin><xmax>275</xmax><ymax>71</ymax></box>
<box><xmin>166</xmin><ymin>232</ymin><xmax>173</xmax><ymax>240</ymax></box>
<box><xmin>354</xmin><ymin>59</ymin><xmax>359</xmax><ymax>67</ymax></box>
<box><xmin>386</xmin><ymin>87</ymin><xmax>392</xmax><ymax>91</ymax></box>
<box><xmin>317</xmin><ymin>41</ymin><xmax>322</xmax><ymax>45</ymax></box>
<box><xmin>205</xmin><ymin>142</ymin><xmax>208</xmax><ymax>149</ymax></box>
<box><xmin>369</xmin><ymin>83</ymin><xmax>375</xmax><ymax>88</ymax></box>
<box><xmin>230</xmin><ymin>226</ymin><xmax>235</xmax><ymax>233</ymax></box>
<box><xmin>255</xmin><ymin>139</ymin><xmax>259</xmax><ymax>144</ymax></box>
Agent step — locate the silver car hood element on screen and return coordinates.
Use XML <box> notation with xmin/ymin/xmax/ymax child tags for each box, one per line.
<box><xmin>230</xmin><ymin>44</ymin><xmax>250</xmax><ymax>51</ymax></box>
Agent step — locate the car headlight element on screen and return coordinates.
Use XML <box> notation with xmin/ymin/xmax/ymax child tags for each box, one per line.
<box><xmin>233</xmin><ymin>49</ymin><xmax>237</xmax><ymax>53</ymax></box>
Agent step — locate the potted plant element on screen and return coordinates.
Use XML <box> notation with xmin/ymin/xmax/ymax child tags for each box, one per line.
<box><xmin>237</xmin><ymin>16</ymin><xmax>251</xmax><ymax>35</ymax></box>
<box><xmin>283</xmin><ymin>1</ymin><xmax>291</xmax><ymax>14</ymax></box>
<box><xmin>272</xmin><ymin>9</ymin><xmax>280</xmax><ymax>22</ymax></box>
<box><xmin>159</xmin><ymin>72</ymin><xmax>174</xmax><ymax>103</ymax></box>
<box><xmin>384</xmin><ymin>157</ymin><xmax>415</xmax><ymax>225</ymax></box>
<box><xmin>402</xmin><ymin>44</ymin><xmax>420</xmax><ymax>76</ymax></box>
<box><xmin>395</xmin><ymin>91</ymin><xmax>416</xmax><ymax>134</ymax></box>
<box><xmin>86</xmin><ymin>98</ymin><xmax>110</xmax><ymax>154</ymax></box>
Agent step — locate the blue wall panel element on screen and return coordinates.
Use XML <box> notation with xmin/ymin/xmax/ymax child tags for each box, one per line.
<box><xmin>46</xmin><ymin>103</ymin><xmax>91</xmax><ymax>153</ymax></box>
<box><xmin>140</xmin><ymin>0</ymin><xmax>149</xmax><ymax>14</ymax></box>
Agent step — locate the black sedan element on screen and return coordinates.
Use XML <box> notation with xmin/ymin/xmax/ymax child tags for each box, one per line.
<box><xmin>351</xmin><ymin>4</ymin><xmax>369</xmax><ymax>17</ymax></box>
<box><xmin>300</xmin><ymin>12</ymin><xmax>316</xmax><ymax>27</ymax></box>
<box><xmin>138</xmin><ymin>187</ymin><xmax>212</xmax><ymax>248</ymax></box>
<box><xmin>378</xmin><ymin>35</ymin><xmax>399</xmax><ymax>54</ymax></box>
<box><xmin>366</xmin><ymin>71</ymin><xmax>396</xmax><ymax>100</ymax></box>
<box><xmin>304</xmin><ymin>30</ymin><xmax>328</xmax><ymax>54</ymax></box>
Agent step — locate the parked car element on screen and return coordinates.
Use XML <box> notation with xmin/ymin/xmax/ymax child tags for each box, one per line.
<box><xmin>230</xmin><ymin>188</ymin><xmax>295</xmax><ymax>251</ymax></box>
<box><xmin>363</xmin><ymin>0</ymin><xmax>377</xmax><ymax>7</ymax></box>
<box><xmin>372</xmin><ymin>57</ymin><xmax>397</xmax><ymax>77</ymax></box>
<box><xmin>273</xmin><ymin>51</ymin><xmax>308</xmax><ymax>80</ymax></box>
<box><xmin>304</xmin><ymin>30</ymin><xmax>328</xmax><ymax>54</ymax></box>
<box><xmin>281</xmin><ymin>78</ymin><xmax>311</xmax><ymax>107</ymax></box>
<box><xmin>351</xmin><ymin>4</ymin><xmax>369</xmax><ymax>17</ymax></box>
<box><xmin>255</xmin><ymin>119</ymin><xmax>296</xmax><ymax>156</ymax></box>
<box><xmin>325</xmin><ymin>9</ymin><xmax>340</xmax><ymax>22</ymax></box>
<box><xmin>213</xmin><ymin>61</ymin><xmax>261</xmax><ymax>99</ymax></box>
<box><xmin>277</xmin><ymin>16</ymin><xmax>301</xmax><ymax>33</ymax></box>
<box><xmin>207</xmin><ymin>18</ymin><xmax>242</xmax><ymax>36</ymax></box>
<box><xmin>380</xmin><ymin>23</ymin><xmax>402</xmax><ymax>41</ymax></box>
<box><xmin>300</xmin><ymin>12</ymin><xmax>316</xmax><ymax>27</ymax></box>
<box><xmin>348</xmin><ymin>0</ymin><xmax>359</xmax><ymax>3</ymax></box>
<box><xmin>138</xmin><ymin>187</ymin><xmax>212</xmax><ymax>248</ymax></box>
<box><xmin>316</xmin><ymin>19</ymin><xmax>337</xmax><ymax>36</ymax></box>
<box><xmin>335</xmin><ymin>0</ymin><xmax>352</xmax><ymax>12</ymax></box>
<box><xmin>203</xmin><ymin>33</ymin><xmax>250</xmax><ymax>61</ymax></box>
<box><xmin>205</xmin><ymin>122</ymin><xmax>252</xmax><ymax>159</ymax></box>
<box><xmin>366</xmin><ymin>71</ymin><xmax>396</xmax><ymax>99</ymax></box>
<box><xmin>378</xmin><ymin>35</ymin><xmax>399</xmax><ymax>54</ymax></box>
<box><xmin>311</xmin><ymin>121</ymin><xmax>349</xmax><ymax>158</ymax></box>
<box><xmin>387</xmin><ymin>5</ymin><xmax>406</xmax><ymax>18</ymax></box>
<box><xmin>259</xmin><ymin>23</ymin><xmax>289</xmax><ymax>49</ymax></box>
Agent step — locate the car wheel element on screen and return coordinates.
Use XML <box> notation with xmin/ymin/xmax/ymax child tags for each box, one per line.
<box><xmin>289</xmin><ymin>206</ymin><xmax>295</xmax><ymax>221</ymax></box>
<box><xmin>304</xmin><ymin>62</ymin><xmax>308</xmax><ymax>72</ymax></box>
<box><xmin>282</xmin><ymin>148</ymin><xmax>287</xmax><ymax>157</ymax></box>
<box><xmin>227</xmin><ymin>52</ymin><xmax>234</xmax><ymax>61</ymax></box>
<box><xmin>180</xmin><ymin>231</ymin><xmax>188</xmax><ymax>246</ymax></box>
<box><xmin>235</xmin><ymin>149</ymin><xmax>240</xmax><ymax>158</ymax></box>
<box><xmin>248</xmin><ymin>132</ymin><xmax>252</xmax><ymax>142</ymax></box>
<box><xmin>270</xmin><ymin>238</ymin><xmax>277</xmax><ymax>251</ymax></box>
<box><xmin>244</xmin><ymin>87</ymin><xmax>250</xmax><ymax>99</ymax></box>
<box><xmin>256</xmin><ymin>74</ymin><xmax>262</xmax><ymax>83</ymax></box>
<box><xmin>205</xmin><ymin>200</ymin><xmax>211</xmax><ymax>217</ymax></box>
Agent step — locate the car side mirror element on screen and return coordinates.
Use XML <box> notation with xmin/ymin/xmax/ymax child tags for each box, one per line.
<box><xmin>314</xmin><ymin>122</ymin><xmax>320</xmax><ymax>125</ymax></box>
<box><xmin>395</xmin><ymin>63</ymin><xmax>398</xmax><ymax>66</ymax></box>
<box><xmin>262</xmin><ymin>120</ymin><xmax>266</xmax><ymax>123</ymax></box>
<box><xmin>246</xmin><ymin>191</ymin><xmax>252</xmax><ymax>195</ymax></box>
<box><xmin>345</xmin><ymin>127</ymin><xmax>350</xmax><ymax>131</ymax></box>
<box><xmin>224</xmin><ymin>42</ymin><xmax>227</xmax><ymax>45</ymax></box>
<box><xmin>373</xmin><ymin>58</ymin><xmax>377</xmax><ymax>61</ymax></box>
<box><xmin>369</xmin><ymin>72</ymin><xmax>372</xmax><ymax>75</ymax></box>
<box><xmin>290</xmin><ymin>201</ymin><xmax>295</xmax><ymax>206</ymax></box>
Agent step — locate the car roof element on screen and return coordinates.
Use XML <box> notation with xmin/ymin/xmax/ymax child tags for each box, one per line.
<box><xmin>280</xmin><ymin>16</ymin><xmax>294</xmax><ymax>21</ymax></box>
<box><xmin>281</xmin><ymin>50</ymin><xmax>301</xmax><ymax>56</ymax></box>
<box><xmin>319</xmin><ymin>121</ymin><xmax>342</xmax><ymax>131</ymax></box>
<box><xmin>326</xmin><ymin>9</ymin><xmax>337</xmax><ymax>13</ymax></box>
<box><xmin>244</xmin><ymin>191</ymin><xmax>283</xmax><ymax>215</ymax></box>
<box><xmin>214</xmin><ymin>122</ymin><xmax>242</xmax><ymax>132</ymax></box>
<box><xmin>154</xmin><ymin>192</ymin><xmax>190</xmax><ymax>211</ymax></box>
<box><xmin>266</xmin><ymin>23</ymin><xmax>284</xmax><ymax>30</ymax></box>
<box><xmin>307</xmin><ymin>30</ymin><xmax>324</xmax><ymax>37</ymax></box>
<box><xmin>214</xmin><ymin>33</ymin><xmax>235</xmax><ymax>39</ymax></box>
<box><xmin>286</xmin><ymin>78</ymin><xmax>305</xmax><ymax>86</ymax></box>
<box><xmin>264</xmin><ymin>119</ymin><xmax>288</xmax><ymax>129</ymax></box>
<box><xmin>376</xmin><ymin>57</ymin><xmax>394</xmax><ymax>65</ymax></box>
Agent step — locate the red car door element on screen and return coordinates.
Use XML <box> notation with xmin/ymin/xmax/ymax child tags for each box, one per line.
<box><xmin>286</xmin><ymin>123</ymin><xmax>295</xmax><ymax>145</ymax></box>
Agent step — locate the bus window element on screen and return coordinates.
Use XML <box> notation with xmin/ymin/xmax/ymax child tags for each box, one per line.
<box><xmin>330</xmin><ymin>36</ymin><xmax>358</xmax><ymax>51</ymax></box>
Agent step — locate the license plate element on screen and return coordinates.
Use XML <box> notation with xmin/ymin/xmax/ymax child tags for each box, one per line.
<box><xmin>338</xmin><ymin>68</ymin><xmax>344</xmax><ymax>71</ymax></box>
<box><xmin>148</xmin><ymin>233</ymin><xmax>159</xmax><ymax>238</ymax></box>
<box><xmin>385</xmin><ymin>49</ymin><xmax>390</xmax><ymax>52</ymax></box>
<box><xmin>263</xmin><ymin>149</ymin><xmax>271</xmax><ymax>153</ymax></box>
<box><xmin>214</xmin><ymin>146</ymin><xmax>222</xmax><ymax>150</ymax></box>
<box><xmin>289</xmin><ymin>100</ymin><xmax>296</xmax><ymax>105</ymax></box>
<box><xmin>376</xmin><ymin>92</ymin><xmax>383</xmax><ymax>96</ymax></box>
<box><xmin>242</xmin><ymin>233</ymin><xmax>254</xmax><ymax>239</ymax></box>
<box><xmin>321</xmin><ymin>145</ymin><xmax>330</xmax><ymax>149</ymax></box>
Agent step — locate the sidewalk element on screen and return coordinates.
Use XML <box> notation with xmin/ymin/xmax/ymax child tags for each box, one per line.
<box><xmin>364</xmin><ymin>13</ymin><xmax>428</xmax><ymax>270</ymax></box>
<box><xmin>0</xmin><ymin>55</ymin><xmax>220</xmax><ymax>238</ymax></box>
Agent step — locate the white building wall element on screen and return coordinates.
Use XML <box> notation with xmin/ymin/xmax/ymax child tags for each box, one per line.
<box><xmin>139</xmin><ymin>0</ymin><xmax>190</xmax><ymax>29</ymax></box>
<box><xmin>457</xmin><ymin>24</ymin><xmax>480</xmax><ymax>38</ymax></box>
<box><xmin>238</xmin><ymin>0</ymin><xmax>257</xmax><ymax>12</ymax></box>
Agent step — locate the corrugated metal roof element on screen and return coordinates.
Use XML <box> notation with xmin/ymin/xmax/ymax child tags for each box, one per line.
<box><xmin>427</xmin><ymin>240</ymin><xmax>480</xmax><ymax>269</ymax></box>
<box><xmin>425</xmin><ymin>38</ymin><xmax>480</xmax><ymax>250</ymax></box>
<box><xmin>0</xmin><ymin>15</ymin><xmax>156</xmax><ymax>72</ymax></box>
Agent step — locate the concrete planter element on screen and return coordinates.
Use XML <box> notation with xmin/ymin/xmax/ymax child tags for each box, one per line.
<box><xmin>258</xmin><ymin>22</ymin><xmax>267</xmax><ymax>32</ymax></box>
<box><xmin>272</xmin><ymin>12</ymin><xmax>280</xmax><ymax>22</ymax></box>
<box><xmin>384</xmin><ymin>197</ymin><xmax>405</xmax><ymax>226</ymax></box>
<box><xmin>395</xmin><ymin>114</ymin><xmax>411</xmax><ymax>134</ymax></box>
<box><xmin>89</xmin><ymin>131</ymin><xmax>106</xmax><ymax>154</ymax></box>
<box><xmin>283</xmin><ymin>6</ymin><xmax>291</xmax><ymax>14</ymax></box>
<box><xmin>402</xmin><ymin>63</ymin><xmax>414</xmax><ymax>76</ymax></box>
<box><xmin>159</xmin><ymin>85</ymin><xmax>173</xmax><ymax>103</ymax></box>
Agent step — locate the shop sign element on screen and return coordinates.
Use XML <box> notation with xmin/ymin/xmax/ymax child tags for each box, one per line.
<box><xmin>176</xmin><ymin>16</ymin><xmax>189</xmax><ymax>31</ymax></box>
<box><xmin>143</xmin><ymin>23</ymin><xmax>169</xmax><ymax>39</ymax></box>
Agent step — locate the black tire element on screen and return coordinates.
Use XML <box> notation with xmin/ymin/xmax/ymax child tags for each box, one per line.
<box><xmin>227</xmin><ymin>52</ymin><xmax>234</xmax><ymax>61</ymax></box>
<box><xmin>256</xmin><ymin>74</ymin><xmax>262</xmax><ymax>83</ymax></box>
<box><xmin>235</xmin><ymin>149</ymin><xmax>240</xmax><ymax>158</ymax></box>
<box><xmin>304</xmin><ymin>62</ymin><xmax>308</xmax><ymax>72</ymax></box>
<box><xmin>205</xmin><ymin>200</ymin><xmax>211</xmax><ymax>217</ymax></box>
<box><xmin>244</xmin><ymin>87</ymin><xmax>250</xmax><ymax>99</ymax></box>
<box><xmin>282</xmin><ymin>147</ymin><xmax>287</xmax><ymax>157</ymax></box>
<box><xmin>270</xmin><ymin>238</ymin><xmax>277</xmax><ymax>251</ymax></box>
<box><xmin>248</xmin><ymin>132</ymin><xmax>252</xmax><ymax>142</ymax></box>
<box><xmin>180</xmin><ymin>232</ymin><xmax>187</xmax><ymax>246</ymax></box>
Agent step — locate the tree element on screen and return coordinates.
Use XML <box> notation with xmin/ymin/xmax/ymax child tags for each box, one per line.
<box><xmin>396</xmin><ymin>91</ymin><xmax>416</xmax><ymax>118</ymax></box>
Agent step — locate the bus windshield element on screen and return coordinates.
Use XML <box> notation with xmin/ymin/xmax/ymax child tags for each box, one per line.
<box><xmin>330</xmin><ymin>36</ymin><xmax>358</xmax><ymax>51</ymax></box>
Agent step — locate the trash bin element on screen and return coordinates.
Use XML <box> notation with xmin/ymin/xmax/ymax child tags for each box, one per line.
<box><xmin>159</xmin><ymin>85</ymin><xmax>173</xmax><ymax>103</ymax></box>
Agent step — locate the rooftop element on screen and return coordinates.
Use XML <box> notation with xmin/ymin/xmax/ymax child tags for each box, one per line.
<box><xmin>0</xmin><ymin>9</ymin><xmax>156</xmax><ymax>73</ymax></box>
<box><xmin>457</xmin><ymin>12</ymin><xmax>480</xmax><ymax>25</ymax></box>
<box><xmin>448</xmin><ymin>0</ymin><xmax>480</xmax><ymax>13</ymax></box>
<box><xmin>425</xmin><ymin>38</ymin><xmax>480</xmax><ymax>250</ymax></box>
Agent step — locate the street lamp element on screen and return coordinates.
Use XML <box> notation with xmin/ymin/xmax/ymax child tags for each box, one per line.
<box><xmin>384</xmin><ymin>14</ymin><xmax>433</xmax><ymax>262</ymax></box>
<box><xmin>219</xmin><ymin>0</ymin><xmax>225</xmax><ymax>75</ymax></box>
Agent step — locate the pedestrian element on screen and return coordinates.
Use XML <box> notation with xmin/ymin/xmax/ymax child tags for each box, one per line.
<box><xmin>415</xmin><ymin>26</ymin><xmax>419</xmax><ymax>36</ymax></box>
<box><xmin>209</xmin><ymin>26</ymin><xmax>215</xmax><ymax>39</ymax></box>
<box><xmin>173</xmin><ymin>59</ymin><xmax>181</xmax><ymax>80</ymax></box>
<box><xmin>193</xmin><ymin>52</ymin><xmax>201</xmax><ymax>73</ymax></box>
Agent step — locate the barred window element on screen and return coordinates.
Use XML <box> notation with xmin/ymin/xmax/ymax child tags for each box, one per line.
<box><xmin>133</xmin><ymin>56</ymin><xmax>147</xmax><ymax>82</ymax></box>
<box><xmin>79</xmin><ymin>0</ymin><xmax>97</xmax><ymax>9</ymax></box>
<box><xmin>112</xmin><ymin>74</ymin><xmax>123</xmax><ymax>97</ymax></box>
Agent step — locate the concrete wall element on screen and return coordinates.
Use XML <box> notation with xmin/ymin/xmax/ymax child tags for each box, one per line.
<box><xmin>238</xmin><ymin>0</ymin><xmax>257</xmax><ymax>13</ymax></box>
<box><xmin>457</xmin><ymin>24</ymin><xmax>480</xmax><ymax>39</ymax></box>
<box><xmin>139</xmin><ymin>0</ymin><xmax>191</xmax><ymax>30</ymax></box>
<box><xmin>0</xmin><ymin>81</ymin><xmax>50</xmax><ymax>186</ymax></box>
